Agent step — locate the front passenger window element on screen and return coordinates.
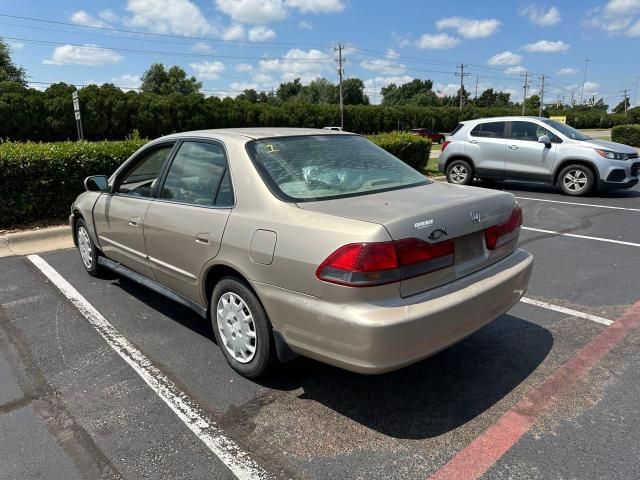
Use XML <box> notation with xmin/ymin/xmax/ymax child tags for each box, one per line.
<box><xmin>117</xmin><ymin>145</ymin><xmax>174</xmax><ymax>197</ymax></box>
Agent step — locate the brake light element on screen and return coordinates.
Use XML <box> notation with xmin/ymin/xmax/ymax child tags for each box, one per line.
<box><xmin>316</xmin><ymin>238</ymin><xmax>454</xmax><ymax>287</ymax></box>
<box><xmin>485</xmin><ymin>206</ymin><xmax>523</xmax><ymax>250</ymax></box>
<box><xmin>441</xmin><ymin>140</ymin><xmax>451</xmax><ymax>151</ymax></box>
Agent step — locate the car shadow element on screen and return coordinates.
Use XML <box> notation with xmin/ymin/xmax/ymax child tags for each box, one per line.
<box><xmin>109</xmin><ymin>275</ymin><xmax>552</xmax><ymax>440</ymax></box>
<box><xmin>476</xmin><ymin>180</ymin><xmax>640</xmax><ymax>198</ymax></box>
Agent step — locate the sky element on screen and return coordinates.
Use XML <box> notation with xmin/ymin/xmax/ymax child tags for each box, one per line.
<box><xmin>2</xmin><ymin>0</ymin><xmax>640</xmax><ymax>107</ymax></box>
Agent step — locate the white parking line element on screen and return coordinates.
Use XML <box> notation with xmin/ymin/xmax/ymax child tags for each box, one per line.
<box><xmin>516</xmin><ymin>196</ymin><xmax>640</xmax><ymax>213</ymax></box>
<box><xmin>522</xmin><ymin>227</ymin><xmax>640</xmax><ymax>248</ymax></box>
<box><xmin>27</xmin><ymin>254</ymin><xmax>270</xmax><ymax>480</ymax></box>
<box><xmin>521</xmin><ymin>297</ymin><xmax>613</xmax><ymax>326</ymax></box>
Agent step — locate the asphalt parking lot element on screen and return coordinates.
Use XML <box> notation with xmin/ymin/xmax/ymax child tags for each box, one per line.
<box><xmin>1</xmin><ymin>180</ymin><xmax>640</xmax><ymax>480</ymax></box>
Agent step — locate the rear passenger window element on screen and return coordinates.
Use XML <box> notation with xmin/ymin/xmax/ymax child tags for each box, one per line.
<box><xmin>470</xmin><ymin>122</ymin><xmax>506</xmax><ymax>138</ymax></box>
<box><xmin>450</xmin><ymin>123</ymin><xmax>464</xmax><ymax>136</ymax></box>
<box><xmin>161</xmin><ymin>142</ymin><xmax>233</xmax><ymax>207</ymax></box>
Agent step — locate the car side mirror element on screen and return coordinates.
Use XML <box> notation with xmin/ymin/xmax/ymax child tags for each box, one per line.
<box><xmin>84</xmin><ymin>175</ymin><xmax>110</xmax><ymax>192</ymax></box>
<box><xmin>537</xmin><ymin>135</ymin><xmax>551</xmax><ymax>147</ymax></box>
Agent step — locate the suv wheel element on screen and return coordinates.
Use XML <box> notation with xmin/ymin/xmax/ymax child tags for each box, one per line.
<box><xmin>558</xmin><ymin>165</ymin><xmax>594</xmax><ymax>196</ymax></box>
<box><xmin>438</xmin><ymin>137</ymin><xmax>445</xmax><ymax>144</ymax></box>
<box><xmin>446</xmin><ymin>159</ymin><xmax>474</xmax><ymax>185</ymax></box>
<box><xmin>75</xmin><ymin>218</ymin><xmax>102</xmax><ymax>276</ymax></box>
<box><xmin>211</xmin><ymin>277</ymin><xmax>277</xmax><ymax>378</ymax></box>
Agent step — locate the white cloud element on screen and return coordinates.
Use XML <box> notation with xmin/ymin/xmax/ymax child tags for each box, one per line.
<box><xmin>488</xmin><ymin>51</ymin><xmax>522</xmax><ymax>66</ymax></box>
<box><xmin>248</xmin><ymin>26</ymin><xmax>276</xmax><ymax>41</ymax></box>
<box><xmin>627</xmin><ymin>17</ymin><xmax>640</xmax><ymax>35</ymax></box>
<box><xmin>259</xmin><ymin>48</ymin><xmax>332</xmax><ymax>83</ymax></box>
<box><xmin>583</xmin><ymin>81</ymin><xmax>600</xmax><ymax>92</ymax></box>
<box><xmin>223</xmin><ymin>24</ymin><xmax>246</xmax><ymax>40</ymax></box>
<box><xmin>230</xmin><ymin>81</ymin><xmax>259</xmax><ymax>92</ymax></box>
<box><xmin>191</xmin><ymin>42</ymin><xmax>213</xmax><ymax>53</ymax></box>
<box><xmin>519</xmin><ymin>5</ymin><xmax>561</xmax><ymax>26</ymax></box>
<box><xmin>44</xmin><ymin>44</ymin><xmax>123</xmax><ymax>66</ymax></box>
<box><xmin>360</xmin><ymin>58</ymin><xmax>407</xmax><ymax>75</ymax></box>
<box><xmin>190</xmin><ymin>60</ymin><xmax>226</xmax><ymax>80</ymax></box>
<box><xmin>557</xmin><ymin>67</ymin><xmax>578</xmax><ymax>75</ymax></box>
<box><xmin>415</xmin><ymin>33</ymin><xmax>460</xmax><ymax>49</ymax></box>
<box><xmin>126</xmin><ymin>0</ymin><xmax>218</xmax><ymax>36</ymax></box>
<box><xmin>435</xmin><ymin>82</ymin><xmax>463</xmax><ymax>97</ymax></box>
<box><xmin>215</xmin><ymin>0</ymin><xmax>287</xmax><ymax>24</ymax></box>
<box><xmin>522</xmin><ymin>39</ymin><xmax>570</xmax><ymax>52</ymax></box>
<box><xmin>298</xmin><ymin>20</ymin><xmax>313</xmax><ymax>30</ymax></box>
<box><xmin>285</xmin><ymin>0</ymin><xmax>345</xmax><ymax>13</ymax></box>
<box><xmin>112</xmin><ymin>74</ymin><xmax>142</xmax><ymax>90</ymax></box>
<box><xmin>99</xmin><ymin>9</ymin><xmax>120</xmax><ymax>23</ymax></box>
<box><xmin>584</xmin><ymin>1</ymin><xmax>640</xmax><ymax>35</ymax></box>
<box><xmin>235</xmin><ymin>63</ymin><xmax>254</xmax><ymax>72</ymax></box>
<box><xmin>603</xmin><ymin>0</ymin><xmax>640</xmax><ymax>15</ymax></box>
<box><xmin>70</xmin><ymin>10</ymin><xmax>110</xmax><ymax>28</ymax></box>
<box><xmin>385</xmin><ymin>48</ymin><xmax>400</xmax><ymax>58</ymax></box>
<box><xmin>505</xmin><ymin>65</ymin><xmax>527</xmax><ymax>74</ymax></box>
<box><xmin>8</xmin><ymin>41</ymin><xmax>24</xmax><ymax>50</ymax></box>
<box><xmin>436</xmin><ymin>17</ymin><xmax>501</xmax><ymax>38</ymax></box>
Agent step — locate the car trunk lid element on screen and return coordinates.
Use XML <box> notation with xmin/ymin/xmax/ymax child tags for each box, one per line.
<box><xmin>298</xmin><ymin>182</ymin><xmax>519</xmax><ymax>297</ymax></box>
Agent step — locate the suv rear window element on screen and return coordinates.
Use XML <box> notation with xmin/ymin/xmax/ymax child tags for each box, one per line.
<box><xmin>450</xmin><ymin>123</ymin><xmax>464</xmax><ymax>136</ymax></box>
<box><xmin>246</xmin><ymin>135</ymin><xmax>429</xmax><ymax>202</ymax></box>
<box><xmin>470</xmin><ymin>121</ymin><xmax>507</xmax><ymax>138</ymax></box>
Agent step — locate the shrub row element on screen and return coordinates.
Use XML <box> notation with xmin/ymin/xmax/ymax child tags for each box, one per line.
<box><xmin>367</xmin><ymin>131</ymin><xmax>432</xmax><ymax>170</ymax></box>
<box><xmin>611</xmin><ymin>124</ymin><xmax>640</xmax><ymax>147</ymax></box>
<box><xmin>0</xmin><ymin>139</ymin><xmax>147</xmax><ymax>228</ymax></box>
<box><xmin>0</xmin><ymin>132</ymin><xmax>431</xmax><ymax>228</ymax></box>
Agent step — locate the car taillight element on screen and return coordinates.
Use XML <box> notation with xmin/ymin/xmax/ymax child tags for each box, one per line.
<box><xmin>441</xmin><ymin>140</ymin><xmax>451</xmax><ymax>151</ymax></box>
<box><xmin>316</xmin><ymin>239</ymin><xmax>454</xmax><ymax>287</ymax></box>
<box><xmin>485</xmin><ymin>206</ymin><xmax>523</xmax><ymax>250</ymax></box>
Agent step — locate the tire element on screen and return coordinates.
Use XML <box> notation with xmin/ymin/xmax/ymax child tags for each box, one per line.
<box><xmin>438</xmin><ymin>137</ymin><xmax>445</xmax><ymax>144</ymax></box>
<box><xmin>445</xmin><ymin>159</ymin><xmax>474</xmax><ymax>185</ymax></box>
<box><xmin>558</xmin><ymin>164</ymin><xmax>594</xmax><ymax>196</ymax></box>
<box><xmin>75</xmin><ymin>218</ymin><xmax>102</xmax><ymax>276</ymax></box>
<box><xmin>211</xmin><ymin>277</ymin><xmax>277</xmax><ymax>378</ymax></box>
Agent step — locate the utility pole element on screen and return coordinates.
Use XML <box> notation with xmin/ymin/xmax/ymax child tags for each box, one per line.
<box><xmin>334</xmin><ymin>44</ymin><xmax>344</xmax><ymax>129</ymax></box>
<box><xmin>521</xmin><ymin>71</ymin><xmax>530</xmax><ymax>115</ymax></box>
<box><xmin>71</xmin><ymin>91</ymin><xmax>84</xmax><ymax>141</ymax></box>
<box><xmin>622</xmin><ymin>89</ymin><xmax>630</xmax><ymax>115</ymax></box>
<box><xmin>556</xmin><ymin>95</ymin><xmax>561</xmax><ymax>109</ymax></box>
<box><xmin>538</xmin><ymin>74</ymin><xmax>546</xmax><ymax>117</ymax></box>
<box><xmin>474</xmin><ymin>75</ymin><xmax>479</xmax><ymax>99</ymax></box>
<box><xmin>455</xmin><ymin>64</ymin><xmax>469</xmax><ymax>109</ymax></box>
<box><xmin>580</xmin><ymin>59</ymin><xmax>590</xmax><ymax>104</ymax></box>
<box><xmin>634</xmin><ymin>76</ymin><xmax>640</xmax><ymax>108</ymax></box>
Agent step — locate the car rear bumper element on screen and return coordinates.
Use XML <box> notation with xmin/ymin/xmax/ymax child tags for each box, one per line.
<box><xmin>254</xmin><ymin>248</ymin><xmax>533</xmax><ymax>374</ymax></box>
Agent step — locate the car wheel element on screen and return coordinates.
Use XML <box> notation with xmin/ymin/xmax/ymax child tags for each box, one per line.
<box><xmin>211</xmin><ymin>277</ymin><xmax>277</xmax><ymax>378</ymax></box>
<box><xmin>75</xmin><ymin>218</ymin><xmax>102</xmax><ymax>276</ymax></box>
<box><xmin>438</xmin><ymin>137</ymin><xmax>445</xmax><ymax>144</ymax></box>
<box><xmin>446</xmin><ymin>159</ymin><xmax>474</xmax><ymax>185</ymax></box>
<box><xmin>558</xmin><ymin>165</ymin><xmax>594</xmax><ymax>196</ymax></box>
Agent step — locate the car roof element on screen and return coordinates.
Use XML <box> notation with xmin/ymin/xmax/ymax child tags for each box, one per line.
<box><xmin>464</xmin><ymin>116</ymin><xmax>549</xmax><ymax>124</ymax></box>
<box><xmin>159</xmin><ymin>127</ymin><xmax>353</xmax><ymax>143</ymax></box>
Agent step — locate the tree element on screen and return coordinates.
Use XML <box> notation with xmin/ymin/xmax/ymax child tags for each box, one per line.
<box><xmin>300</xmin><ymin>78</ymin><xmax>338</xmax><ymax>104</ymax></box>
<box><xmin>525</xmin><ymin>94</ymin><xmax>541</xmax><ymax>110</ymax></box>
<box><xmin>276</xmin><ymin>78</ymin><xmax>303</xmax><ymax>102</ymax></box>
<box><xmin>140</xmin><ymin>63</ymin><xmax>202</xmax><ymax>96</ymax></box>
<box><xmin>341</xmin><ymin>78</ymin><xmax>369</xmax><ymax>105</ymax></box>
<box><xmin>613</xmin><ymin>97</ymin><xmax>631</xmax><ymax>113</ymax></box>
<box><xmin>381</xmin><ymin>79</ymin><xmax>434</xmax><ymax>105</ymax></box>
<box><xmin>0</xmin><ymin>37</ymin><xmax>27</xmax><ymax>85</ymax></box>
<box><xmin>236</xmin><ymin>89</ymin><xmax>259</xmax><ymax>103</ymax></box>
<box><xmin>474</xmin><ymin>88</ymin><xmax>512</xmax><ymax>108</ymax></box>
<box><xmin>593</xmin><ymin>98</ymin><xmax>608</xmax><ymax>110</ymax></box>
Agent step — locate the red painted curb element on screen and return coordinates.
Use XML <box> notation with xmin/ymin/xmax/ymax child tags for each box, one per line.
<box><xmin>429</xmin><ymin>300</ymin><xmax>640</xmax><ymax>480</ymax></box>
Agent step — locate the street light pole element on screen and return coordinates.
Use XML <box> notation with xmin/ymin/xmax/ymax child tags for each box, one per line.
<box><xmin>580</xmin><ymin>59</ymin><xmax>590</xmax><ymax>105</ymax></box>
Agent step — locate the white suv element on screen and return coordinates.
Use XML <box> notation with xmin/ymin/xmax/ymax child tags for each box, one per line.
<box><xmin>438</xmin><ymin>116</ymin><xmax>639</xmax><ymax>196</ymax></box>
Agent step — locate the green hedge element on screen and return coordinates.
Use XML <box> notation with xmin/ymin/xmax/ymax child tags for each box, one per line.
<box><xmin>611</xmin><ymin>124</ymin><xmax>640</xmax><ymax>147</ymax></box>
<box><xmin>367</xmin><ymin>131</ymin><xmax>432</xmax><ymax>170</ymax></box>
<box><xmin>0</xmin><ymin>139</ymin><xmax>147</xmax><ymax>228</ymax></box>
<box><xmin>0</xmin><ymin>133</ymin><xmax>432</xmax><ymax>228</ymax></box>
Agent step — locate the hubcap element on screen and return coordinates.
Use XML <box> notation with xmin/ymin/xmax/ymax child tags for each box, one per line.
<box><xmin>216</xmin><ymin>292</ymin><xmax>257</xmax><ymax>364</ymax></box>
<box><xmin>78</xmin><ymin>226</ymin><xmax>93</xmax><ymax>269</ymax></box>
<box><xmin>563</xmin><ymin>169</ymin><xmax>588</xmax><ymax>192</ymax></box>
<box><xmin>450</xmin><ymin>164</ymin><xmax>468</xmax><ymax>184</ymax></box>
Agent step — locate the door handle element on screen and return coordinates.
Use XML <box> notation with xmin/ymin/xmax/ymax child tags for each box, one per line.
<box><xmin>508</xmin><ymin>145</ymin><xmax>519</xmax><ymax>150</ymax></box>
<box><xmin>469</xmin><ymin>139</ymin><xmax>478</xmax><ymax>144</ymax></box>
<box><xmin>195</xmin><ymin>232</ymin><xmax>211</xmax><ymax>245</ymax></box>
<box><xmin>128</xmin><ymin>216</ymin><xmax>140</xmax><ymax>227</ymax></box>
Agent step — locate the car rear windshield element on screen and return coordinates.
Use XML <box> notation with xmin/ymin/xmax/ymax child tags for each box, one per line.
<box><xmin>540</xmin><ymin>119</ymin><xmax>591</xmax><ymax>141</ymax></box>
<box><xmin>246</xmin><ymin>135</ymin><xmax>429</xmax><ymax>202</ymax></box>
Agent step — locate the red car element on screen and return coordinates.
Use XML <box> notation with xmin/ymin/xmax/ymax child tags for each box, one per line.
<box><xmin>411</xmin><ymin>128</ymin><xmax>446</xmax><ymax>144</ymax></box>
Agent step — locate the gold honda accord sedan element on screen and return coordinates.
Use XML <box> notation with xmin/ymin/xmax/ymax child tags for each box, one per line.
<box><xmin>71</xmin><ymin>128</ymin><xmax>533</xmax><ymax>378</ymax></box>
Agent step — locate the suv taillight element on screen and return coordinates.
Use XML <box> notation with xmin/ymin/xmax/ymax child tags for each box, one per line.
<box><xmin>441</xmin><ymin>140</ymin><xmax>451</xmax><ymax>151</ymax></box>
<box><xmin>316</xmin><ymin>239</ymin><xmax>454</xmax><ymax>287</ymax></box>
<box><xmin>485</xmin><ymin>206</ymin><xmax>523</xmax><ymax>250</ymax></box>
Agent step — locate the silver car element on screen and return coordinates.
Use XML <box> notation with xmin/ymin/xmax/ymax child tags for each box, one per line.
<box><xmin>439</xmin><ymin>116</ymin><xmax>639</xmax><ymax>196</ymax></box>
<box><xmin>72</xmin><ymin>128</ymin><xmax>533</xmax><ymax>378</ymax></box>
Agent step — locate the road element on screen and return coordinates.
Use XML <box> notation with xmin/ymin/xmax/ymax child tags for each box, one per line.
<box><xmin>1</xmin><ymin>180</ymin><xmax>640</xmax><ymax>479</ymax></box>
